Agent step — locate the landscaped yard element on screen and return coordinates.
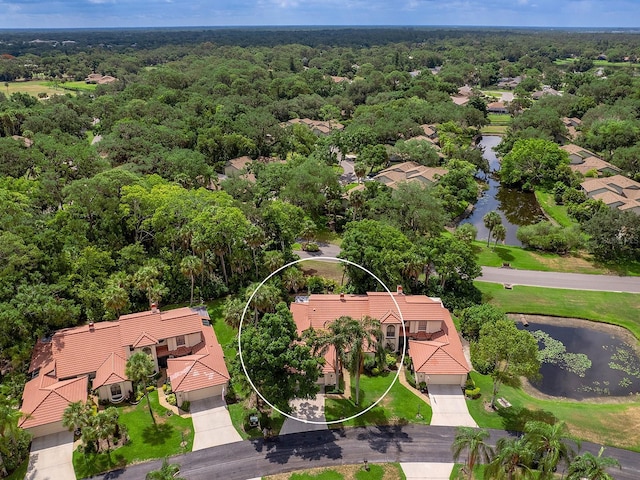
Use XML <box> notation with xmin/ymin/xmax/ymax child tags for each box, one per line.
<box><xmin>534</xmin><ymin>190</ymin><xmax>574</xmax><ymax>228</ymax></box>
<box><xmin>72</xmin><ymin>390</ymin><xmax>193</xmax><ymax>478</ymax></box>
<box><xmin>228</xmin><ymin>399</ymin><xmax>286</xmax><ymax>440</ymax></box>
<box><xmin>467</xmin><ymin>371</ymin><xmax>640</xmax><ymax>451</ymax></box>
<box><xmin>325</xmin><ymin>373</ymin><xmax>432</xmax><ymax>427</ymax></box>
<box><xmin>264</xmin><ymin>463</ymin><xmax>407</xmax><ymax>480</ymax></box>
<box><xmin>476</xmin><ymin>281</ymin><xmax>640</xmax><ymax>339</ymax></box>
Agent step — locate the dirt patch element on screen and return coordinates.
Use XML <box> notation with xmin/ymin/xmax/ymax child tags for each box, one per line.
<box><xmin>264</xmin><ymin>463</ymin><xmax>405</xmax><ymax>480</ymax></box>
<box><xmin>530</xmin><ymin>252</ymin><xmax>608</xmax><ymax>274</ymax></box>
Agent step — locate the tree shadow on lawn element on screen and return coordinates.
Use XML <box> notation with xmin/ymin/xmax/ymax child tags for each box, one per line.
<box><xmin>493</xmin><ymin>246</ymin><xmax>515</xmax><ymax>263</ymax></box>
<box><xmin>498</xmin><ymin>406</ymin><xmax>558</xmax><ymax>432</ymax></box>
<box><xmin>76</xmin><ymin>450</ymin><xmax>126</xmax><ymax>478</ymax></box>
<box><xmin>142</xmin><ymin>423</ymin><xmax>175</xmax><ymax>446</ymax></box>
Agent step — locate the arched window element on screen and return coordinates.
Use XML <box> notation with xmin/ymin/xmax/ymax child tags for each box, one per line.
<box><xmin>386</xmin><ymin>325</ymin><xmax>396</xmax><ymax>338</ymax></box>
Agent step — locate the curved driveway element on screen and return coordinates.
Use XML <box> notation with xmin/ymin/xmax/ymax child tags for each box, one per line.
<box><xmin>95</xmin><ymin>425</ymin><xmax>638</xmax><ymax>480</ymax></box>
<box><xmin>480</xmin><ymin>266</ymin><xmax>640</xmax><ymax>293</ymax></box>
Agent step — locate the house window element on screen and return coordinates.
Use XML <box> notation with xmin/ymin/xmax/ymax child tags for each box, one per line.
<box><xmin>418</xmin><ymin>321</ymin><xmax>427</xmax><ymax>332</ymax></box>
<box><xmin>176</xmin><ymin>335</ymin><xmax>186</xmax><ymax>347</ymax></box>
<box><xmin>142</xmin><ymin>347</ymin><xmax>152</xmax><ymax>355</ymax></box>
<box><xmin>110</xmin><ymin>384</ymin><xmax>122</xmax><ymax>397</ymax></box>
<box><xmin>386</xmin><ymin>325</ymin><xmax>396</xmax><ymax>338</ymax></box>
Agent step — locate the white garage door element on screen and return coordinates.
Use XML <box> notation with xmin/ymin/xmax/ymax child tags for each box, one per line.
<box><xmin>187</xmin><ymin>385</ymin><xmax>224</xmax><ymax>402</ymax></box>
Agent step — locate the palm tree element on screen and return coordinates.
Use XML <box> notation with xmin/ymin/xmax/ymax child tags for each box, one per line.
<box><xmin>133</xmin><ymin>265</ymin><xmax>161</xmax><ymax>307</ymax></box>
<box><xmin>485</xmin><ymin>436</ymin><xmax>536</xmax><ymax>480</ymax></box>
<box><xmin>62</xmin><ymin>401</ymin><xmax>90</xmax><ymax>434</ymax></box>
<box><xmin>299</xmin><ymin>218</ymin><xmax>317</xmax><ymax>249</ymax></box>
<box><xmin>524</xmin><ymin>420</ymin><xmax>576</xmax><ymax>479</ymax></box>
<box><xmin>126</xmin><ymin>351</ymin><xmax>156</xmax><ymax>424</ymax></box>
<box><xmin>483</xmin><ymin>211</ymin><xmax>502</xmax><ymax>247</ymax></box>
<box><xmin>452</xmin><ymin>427</ymin><xmax>493</xmax><ymax>480</ymax></box>
<box><xmin>94</xmin><ymin>408</ymin><xmax>118</xmax><ymax>452</ymax></box>
<box><xmin>245</xmin><ymin>224</ymin><xmax>265</xmax><ymax>278</ymax></box>
<box><xmin>180</xmin><ymin>255</ymin><xmax>203</xmax><ymax>306</ymax></box>
<box><xmin>146</xmin><ymin>458</ymin><xmax>186</xmax><ymax>480</ymax></box>
<box><xmin>492</xmin><ymin>224</ymin><xmax>507</xmax><ymax>248</ymax></box>
<box><xmin>264</xmin><ymin>250</ymin><xmax>285</xmax><ymax>274</ymax></box>
<box><xmin>354</xmin><ymin>162</ymin><xmax>367</xmax><ymax>183</ymax></box>
<box><xmin>102</xmin><ymin>284</ymin><xmax>129</xmax><ymax>319</ymax></box>
<box><xmin>566</xmin><ymin>447</ymin><xmax>620</xmax><ymax>480</ymax></box>
<box><xmin>306</xmin><ymin>318</ymin><xmax>352</xmax><ymax>393</ymax></box>
<box><xmin>246</xmin><ymin>282</ymin><xmax>281</xmax><ymax>322</ymax></box>
<box><xmin>223</xmin><ymin>296</ymin><xmax>246</xmax><ymax>329</ymax></box>
<box><xmin>0</xmin><ymin>397</ymin><xmax>26</xmax><ymax>476</ymax></box>
<box><xmin>282</xmin><ymin>267</ymin><xmax>306</xmax><ymax>293</ymax></box>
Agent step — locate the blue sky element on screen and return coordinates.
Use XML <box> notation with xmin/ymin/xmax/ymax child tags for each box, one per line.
<box><xmin>0</xmin><ymin>0</ymin><xmax>638</xmax><ymax>29</ymax></box>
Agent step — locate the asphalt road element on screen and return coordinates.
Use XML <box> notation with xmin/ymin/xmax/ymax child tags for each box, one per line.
<box><xmin>94</xmin><ymin>425</ymin><xmax>639</xmax><ymax>480</ymax></box>
<box><xmin>480</xmin><ymin>266</ymin><xmax>640</xmax><ymax>293</ymax></box>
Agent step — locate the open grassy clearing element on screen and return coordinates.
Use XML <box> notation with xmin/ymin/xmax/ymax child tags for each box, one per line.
<box><xmin>467</xmin><ymin>371</ymin><xmax>640</xmax><ymax>451</ymax></box>
<box><xmin>325</xmin><ymin>372</ymin><xmax>432</xmax><ymax>427</ymax></box>
<box><xmin>302</xmin><ymin>259</ymin><xmax>346</xmax><ymax>284</ymax></box>
<box><xmin>534</xmin><ymin>190</ymin><xmax>574</xmax><ymax>227</ymax></box>
<box><xmin>72</xmin><ymin>390</ymin><xmax>194</xmax><ymax>478</ymax></box>
<box><xmin>476</xmin><ymin>281</ymin><xmax>640</xmax><ymax>340</ymax></box>
<box><xmin>2</xmin><ymin>80</ymin><xmax>62</xmax><ymax>97</ymax></box>
<box><xmin>487</xmin><ymin>113</ymin><xmax>511</xmax><ymax>125</ymax></box>
<box><xmin>479</xmin><ymin>125</ymin><xmax>507</xmax><ymax>135</ymax></box>
<box><xmin>264</xmin><ymin>463</ymin><xmax>407</xmax><ymax>480</ymax></box>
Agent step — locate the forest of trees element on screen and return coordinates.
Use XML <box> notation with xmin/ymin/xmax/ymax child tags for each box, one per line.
<box><xmin>1</xmin><ymin>26</ymin><xmax>640</xmax><ymax>473</ymax></box>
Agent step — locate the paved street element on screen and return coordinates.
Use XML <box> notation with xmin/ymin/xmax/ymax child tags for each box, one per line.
<box><xmin>480</xmin><ymin>266</ymin><xmax>640</xmax><ymax>293</ymax></box>
<box><xmin>94</xmin><ymin>425</ymin><xmax>639</xmax><ymax>480</ymax></box>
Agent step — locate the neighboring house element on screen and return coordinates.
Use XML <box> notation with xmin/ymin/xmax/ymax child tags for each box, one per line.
<box><xmin>497</xmin><ymin>76</ymin><xmax>522</xmax><ymax>89</ymax></box>
<box><xmin>487</xmin><ymin>101</ymin><xmax>508</xmax><ymax>114</ymax></box>
<box><xmin>531</xmin><ymin>87</ymin><xmax>561</xmax><ymax>100</ymax></box>
<box><xmin>224</xmin><ymin>156</ymin><xmax>254</xmax><ymax>179</ymax></box>
<box><xmin>450</xmin><ymin>85</ymin><xmax>472</xmax><ymax>106</ymax></box>
<box><xmin>373</xmin><ymin>161</ymin><xmax>447</xmax><ymax>189</ymax></box>
<box><xmin>561</xmin><ymin>144</ymin><xmax>621</xmax><ymax>176</ymax></box>
<box><xmin>561</xmin><ymin>117</ymin><xmax>582</xmax><ymax>140</ymax></box>
<box><xmin>581</xmin><ymin>175</ymin><xmax>640</xmax><ymax>214</ymax></box>
<box><xmin>85</xmin><ymin>73</ymin><xmax>117</xmax><ymax>84</ymax></box>
<box><xmin>290</xmin><ymin>289</ymin><xmax>470</xmax><ymax>387</ymax></box>
<box><xmin>285</xmin><ymin>118</ymin><xmax>344</xmax><ymax>135</ymax></box>
<box><xmin>20</xmin><ymin>306</ymin><xmax>229</xmax><ymax>438</ymax></box>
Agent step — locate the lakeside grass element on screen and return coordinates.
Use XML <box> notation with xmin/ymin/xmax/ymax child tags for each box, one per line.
<box><xmin>325</xmin><ymin>372</ymin><xmax>432</xmax><ymax>427</ymax></box>
<box><xmin>534</xmin><ymin>190</ymin><xmax>574</xmax><ymax>227</ymax></box>
<box><xmin>72</xmin><ymin>390</ymin><xmax>194</xmax><ymax>478</ymax></box>
<box><xmin>476</xmin><ymin>281</ymin><xmax>640</xmax><ymax>340</ymax></box>
<box><xmin>467</xmin><ymin>371</ymin><xmax>640</xmax><ymax>451</ymax></box>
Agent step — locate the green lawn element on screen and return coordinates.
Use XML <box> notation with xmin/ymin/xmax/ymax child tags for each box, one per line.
<box><xmin>534</xmin><ymin>190</ymin><xmax>574</xmax><ymax>227</ymax></box>
<box><xmin>265</xmin><ymin>463</ymin><xmax>406</xmax><ymax>480</ymax></box>
<box><xmin>467</xmin><ymin>371</ymin><xmax>640</xmax><ymax>451</ymax></box>
<box><xmin>209</xmin><ymin>298</ymin><xmax>239</xmax><ymax>360</ymax></box>
<box><xmin>55</xmin><ymin>80</ymin><xmax>98</xmax><ymax>92</ymax></box>
<box><xmin>72</xmin><ymin>391</ymin><xmax>194</xmax><ymax>478</ymax></box>
<box><xmin>228</xmin><ymin>399</ymin><xmax>286</xmax><ymax>440</ymax></box>
<box><xmin>480</xmin><ymin>125</ymin><xmax>507</xmax><ymax>135</ymax></box>
<box><xmin>476</xmin><ymin>281</ymin><xmax>640</xmax><ymax>341</ymax></box>
<box><xmin>325</xmin><ymin>372</ymin><xmax>432</xmax><ymax>427</ymax></box>
<box><xmin>487</xmin><ymin>113</ymin><xmax>511</xmax><ymax>125</ymax></box>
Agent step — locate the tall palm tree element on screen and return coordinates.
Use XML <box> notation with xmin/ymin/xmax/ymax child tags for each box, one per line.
<box><xmin>483</xmin><ymin>211</ymin><xmax>502</xmax><ymax>247</ymax></box>
<box><xmin>263</xmin><ymin>250</ymin><xmax>285</xmax><ymax>274</ymax></box>
<box><xmin>126</xmin><ymin>351</ymin><xmax>156</xmax><ymax>424</ymax></box>
<box><xmin>524</xmin><ymin>420</ymin><xmax>576</xmax><ymax>479</ymax></box>
<box><xmin>305</xmin><ymin>317</ymin><xmax>352</xmax><ymax>393</ymax></box>
<box><xmin>339</xmin><ymin>315</ymin><xmax>381</xmax><ymax>406</ymax></box>
<box><xmin>102</xmin><ymin>284</ymin><xmax>129</xmax><ymax>319</ymax></box>
<box><xmin>282</xmin><ymin>267</ymin><xmax>306</xmax><ymax>294</ymax></box>
<box><xmin>452</xmin><ymin>427</ymin><xmax>493</xmax><ymax>480</ymax></box>
<box><xmin>492</xmin><ymin>223</ymin><xmax>507</xmax><ymax>247</ymax></box>
<box><xmin>246</xmin><ymin>282</ymin><xmax>281</xmax><ymax>322</ymax></box>
<box><xmin>223</xmin><ymin>296</ymin><xmax>245</xmax><ymax>329</ymax></box>
<box><xmin>566</xmin><ymin>447</ymin><xmax>620</xmax><ymax>480</ymax></box>
<box><xmin>62</xmin><ymin>401</ymin><xmax>90</xmax><ymax>434</ymax></box>
<box><xmin>485</xmin><ymin>436</ymin><xmax>536</xmax><ymax>480</ymax></box>
<box><xmin>146</xmin><ymin>458</ymin><xmax>186</xmax><ymax>480</ymax></box>
<box><xmin>0</xmin><ymin>397</ymin><xmax>25</xmax><ymax>476</ymax></box>
<box><xmin>245</xmin><ymin>224</ymin><xmax>265</xmax><ymax>278</ymax></box>
<box><xmin>133</xmin><ymin>265</ymin><xmax>161</xmax><ymax>307</ymax></box>
<box><xmin>180</xmin><ymin>255</ymin><xmax>203</xmax><ymax>306</ymax></box>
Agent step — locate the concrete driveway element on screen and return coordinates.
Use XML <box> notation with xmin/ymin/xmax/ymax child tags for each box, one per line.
<box><xmin>401</xmin><ymin>463</ymin><xmax>454</xmax><ymax>480</ymax></box>
<box><xmin>27</xmin><ymin>431</ymin><xmax>75</xmax><ymax>480</ymax></box>
<box><xmin>190</xmin><ymin>397</ymin><xmax>242</xmax><ymax>451</ymax></box>
<box><xmin>428</xmin><ymin>384</ymin><xmax>477</xmax><ymax>427</ymax></box>
<box><xmin>280</xmin><ymin>395</ymin><xmax>327</xmax><ymax>435</ymax></box>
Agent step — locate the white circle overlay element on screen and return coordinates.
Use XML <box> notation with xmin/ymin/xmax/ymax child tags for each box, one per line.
<box><xmin>238</xmin><ymin>255</ymin><xmax>406</xmax><ymax>425</ymax></box>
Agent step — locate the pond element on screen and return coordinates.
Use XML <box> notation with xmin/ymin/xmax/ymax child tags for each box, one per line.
<box><xmin>515</xmin><ymin>315</ymin><xmax>640</xmax><ymax>400</ymax></box>
<box><xmin>461</xmin><ymin>135</ymin><xmax>545</xmax><ymax>246</ymax></box>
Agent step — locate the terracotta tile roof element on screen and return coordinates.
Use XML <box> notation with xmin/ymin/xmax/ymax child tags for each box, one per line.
<box><xmin>118</xmin><ymin>307</ymin><xmax>203</xmax><ymax>347</ymax></box>
<box><xmin>167</xmin><ymin>326</ymin><xmax>230</xmax><ymax>393</ymax></box>
<box><xmin>132</xmin><ymin>332</ymin><xmax>159</xmax><ymax>348</ymax></box>
<box><xmin>409</xmin><ymin>339</ymin><xmax>470</xmax><ymax>375</ymax></box>
<box><xmin>93</xmin><ymin>353</ymin><xmax>128</xmax><ymax>389</ymax></box>
<box><xmin>29</xmin><ymin>340</ymin><xmax>53</xmax><ymax>374</ymax></box>
<box><xmin>20</xmin><ymin>375</ymin><xmax>88</xmax><ymax>429</ymax></box>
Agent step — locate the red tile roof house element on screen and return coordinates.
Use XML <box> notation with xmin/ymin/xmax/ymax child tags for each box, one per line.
<box><xmin>290</xmin><ymin>289</ymin><xmax>470</xmax><ymax>388</ymax></box>
<box><xmin>20</xmin><ymin>306</ymin><xmax>229</xmax><ymax>438</ymax></box>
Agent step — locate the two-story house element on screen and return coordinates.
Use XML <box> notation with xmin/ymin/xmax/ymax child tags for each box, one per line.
<box><xmin>290</xmin><ymin>289</ymin><xmax>470</xmax><ymax>388</ymax></box>
<box><xmin>20</xmin><ymin>306</ymin><xmax>229</xmax><ymax>438</ymax></box>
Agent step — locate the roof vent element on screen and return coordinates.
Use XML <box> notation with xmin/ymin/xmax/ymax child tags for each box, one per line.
<box><xmin>397</xmin><ymin>285</ymin><xmax>404</xmax><ymax>295</ymax></box>
<box><xmin>88</xmin><ymin>321</ymin><xmax>95</xmax><ymax>330</ymax></box>
<box><xmin>340</xmin><ymin>292</ymin><xmax>345</xmax><ymax>301</ymax></box>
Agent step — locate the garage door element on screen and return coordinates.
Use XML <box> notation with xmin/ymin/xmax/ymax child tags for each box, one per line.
<box><xmin>187</xmin><ymin>385</ymin><xmax>224</xmax><ymax>402</ymax></box>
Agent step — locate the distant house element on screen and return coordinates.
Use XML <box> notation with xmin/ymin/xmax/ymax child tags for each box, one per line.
<box><xmin>285</xmin><ymin>118</ymin><xmax>344</xmax><ymax>136</ymax></box>
<box><xmin>531</xmin><ymin>86</ymin><xmax>561</xmax><ymax>100</ymax></box>
<box><xmin>561</xmin><ymin>117</ymin><xmax>582</xmax><ymax>140</ymax></box>
<box><xmin>497</xmin><ymin>76</ymin><xmax>522</xmax><ymax>89</ymax></box>
<box><xmin>290</xmin><ymin>290</ymin><xmax>470</xmax><ymax>387</ymax></box>
<box><xmin>85</xmin><ymin>73</ymin><xmax>117</xmax><ymax>84</ymax></box>
<box><xmin>561</xmin><ymin>144</ymin><xmax>620</xmax><ymax>176</ymax></box>
<box><xmin>223</xmin><ymin>155</ymin><xmax>281</xmax><ymax>183</ymax></box>
<box><xmin>374</xmin><ymin>161</ymin><xmax>447</xmax><ymax>189</ymax></box>
<box><xmin>487</xmin><ymin>101</ymin><xmax>509</xmax><ymax>114</ymax></box>
<box><xmin>581</xmin><ymin>175</ymin><xmax>640</xmax><ymax>214</ymax></box>
<box><xmin>450</xmin><ymin>85</ymin><xmax>472</xmax><ymax>106</ymax></box>
<box><xmin>20</xmin><ymin>306</ymin><xmax>229</xmax><ymax>438</ymax></box>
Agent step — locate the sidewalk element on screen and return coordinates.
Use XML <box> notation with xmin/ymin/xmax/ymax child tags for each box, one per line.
<box><xmin>401</xmin><ymin>463</ymin><xmax>454</xmax><ymax>479</ymax></box>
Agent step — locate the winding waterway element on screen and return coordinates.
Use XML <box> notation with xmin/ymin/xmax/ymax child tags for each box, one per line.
<box><xmin>462</xmin><ymin>135</ymin><xmax>545</xmax><ymax>246</ymax></box>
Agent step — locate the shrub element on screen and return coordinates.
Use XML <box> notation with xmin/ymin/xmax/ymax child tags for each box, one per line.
<box><xmin>180</xmin><ymin>400</ymin><xmax>190</xmax><ymax>412</ymax></box>
<box><xmin>386</xmin><ymin>353</ymin><xmax>397</xmax><ymax>369</ymax></box>
<box><xmin>465</xmin><ymin>387</ymin><xmax>481</xmax><ymax>399</ymax></box>
<box><xmin>166</xmin><ymin>393</ymin><xmax>177</xmax><ymax>406</ymax></box>
<box><xmin>371</xmin><ymin>367</ymin><xmax>380</xmax><ymax>376</ymax></box>
<box><xmin>404</xmin><ymin>368</ymin><xmax>416</xmax><ymax>388</ymax></box>
<box><xmin>363</xmin><ymin>356</ymin><xmax>376</xmax><ymax>373</ymax></box>
<box><xmin>146</xmin><ymin>385</ymin><xmax>156</xmax><ymax>392</ymax></box>
<box><xmin>303</xmin><ymin>242</ymin><xmax>320</xmax><ymax>252</ymax></box>
<box><xmin>418</xmin><ymin>381</ymin><xmax>427</xmax><ymax>392</ymax></box>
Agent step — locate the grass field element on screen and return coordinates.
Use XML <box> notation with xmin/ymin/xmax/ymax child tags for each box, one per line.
<box><xmin>302</xmin><ymin>259</ymin><xmax>346</xmax><ymax>284</ymax></box>
<box><xmin>534</xmin><ymin>190</ymin><xmax>574</xmax><ymax>227</ymax></box>
<box><xmin>325</xmin><ymin>372</ymin><xmax>432</xmax><ymax>427</ymax></box>
<box><xmin>487</xmin><ymin>113</ymin><xmax>511</xmax><ymax>125</ymax></box>
<box><xmin>476</xmin><ymin>281</ymin><xmax>640</xmax><ymax>340</ymax></box>
<box><xmin>2</xmin><ymin>79</ymin><xmax>97</xmax><ymax>98</ymax></box>
<box><xmin>480</xmin><ymin>125</ymin><xmax>507</xmax><ymax>135</ymax></box>
<box><xmin>72</xmin><ymin>390</ymin><xmax>194</xmax><ymax>478</ymax></box>
<box><xmin>467</xmin><ymin>371</ymin><xmax>640</xmax><ymax>451</ymax></box>
<box><xmin>264</xmin><ymin>463</ymin><xmax>407</xmax><ymax>480</ymax></box>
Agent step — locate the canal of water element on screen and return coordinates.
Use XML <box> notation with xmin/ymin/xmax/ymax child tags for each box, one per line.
<box><xmin>461</xmin><ymin>135</ymin><xmax>545</xmax><ymax>246</ymax></box>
